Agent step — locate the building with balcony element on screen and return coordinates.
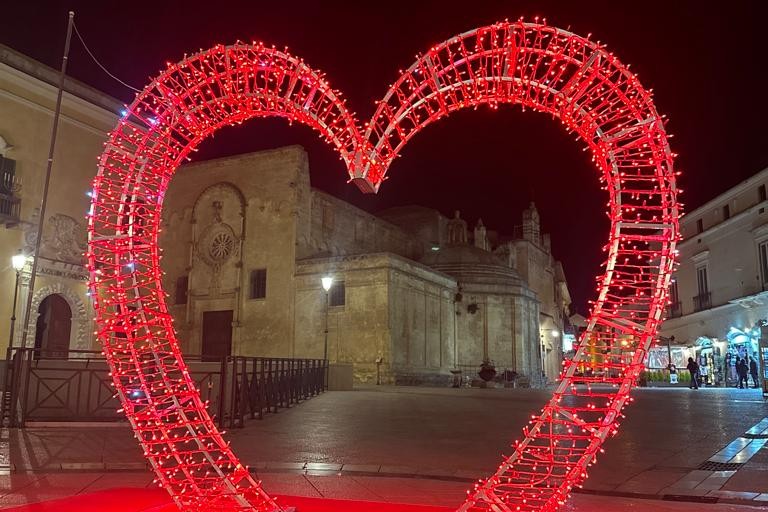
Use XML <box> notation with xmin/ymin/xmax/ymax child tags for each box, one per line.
<box><xmin>659</xmin><ymin>166</ymin><xmax>768</xmax><ymax>385</ymax></box>
<box><xmin>0</xmin><ymin>44</ymin><xmax>120</xmax><ymax>356</ymax></box>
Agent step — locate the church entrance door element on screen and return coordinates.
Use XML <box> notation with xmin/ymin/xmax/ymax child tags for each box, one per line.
<box><xmin>34</xmin><ymin>294</ymin><xmax>71</xmax><ymax>358</ymax></box>
<box><xmin>202</xmin><ymin>310</ymin><xmax>233</xmax><ymax>361</ymax></box>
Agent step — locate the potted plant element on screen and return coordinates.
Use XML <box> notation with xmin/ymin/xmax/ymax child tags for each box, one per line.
<box><xmin>478</xmin><ymin>359</ymin><xmax>497</xmax><ymax>382</ymax></box>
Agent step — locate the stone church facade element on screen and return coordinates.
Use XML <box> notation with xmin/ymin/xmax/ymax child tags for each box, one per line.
<box><xmin>0</xmin><ymin>46</ymin><xmax>570</xmax><ymax>387</ymax></box>
<box><xmin>161</xmin><ymin>146</ymin><xmax>572</xmax><ymax>386</ymax></box>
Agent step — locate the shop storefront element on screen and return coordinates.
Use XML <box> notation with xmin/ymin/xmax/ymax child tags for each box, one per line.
<box><xmin>725</xmin><ymin>327</ymin><xmax>761</xmax><ymax>388</ymax></box>
<box><xmin>647</xmin><ymin>325</ymin><xmax>764</xmax><ymax>388</ymax></box>
<box><xmin>646</xmin><ymin>345</ymin><xmax>693</xmax><ymax>371</ymax></box>
<box><xmin>692</xmin><ymin>337</ymin><xmax>727</xmax><ymax>386</ymax></box>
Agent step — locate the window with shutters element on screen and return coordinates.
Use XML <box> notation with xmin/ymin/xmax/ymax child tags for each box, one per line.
<box><xmin>759</xmin><ymin>241</ymin><xmax>768</xmax><ymax>290</ymax></box>
<box><xmin>0</xmin><ymin>155</ymin><xmax>20</xmax><ymax>223</ymax></box>
<box><xmin>175</xmin><ymin>275</ymin><xmax>188</xmax><ymax>305</ymax></box>
<box><xmin>250</xmin><ymin>268</ymin><xmax>267</xmax><ymax>299</ymax></box>
<box><xmin>696</xmin><ymin>266</ymin><xmax>708</xmax><ymax>295</ymax></box>
<box><xmin>693</xmin><ymin>265</ymin><xmax>711</xmax><ymax>311</ymax></box>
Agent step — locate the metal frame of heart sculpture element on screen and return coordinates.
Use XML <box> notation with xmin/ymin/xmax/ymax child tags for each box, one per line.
<box><xmin>86</xmin><ymin>19</ymin><xmax>679</xmax><ymax>512</ymax></box>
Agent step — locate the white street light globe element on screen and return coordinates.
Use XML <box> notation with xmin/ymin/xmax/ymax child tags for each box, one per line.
<box><xmin>11</xmin><ymin>253</ymin><xmax>26</xmax><ymax>271</ymax></box>
<box><xmin>551</xmin><ymin>329</ymin><xmax>560</xmax><ymax>338</ymax></box>
<box><xmin>321</xmin><ymin>276</ymin><xmax>333</xmax><ymax>292</ymax></box>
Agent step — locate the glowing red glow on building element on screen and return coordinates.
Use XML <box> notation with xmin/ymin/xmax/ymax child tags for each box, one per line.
<box><xmin>87</xmin><ymin>19</ymin><xmax>679</xmax><ymax>512</ymax></box>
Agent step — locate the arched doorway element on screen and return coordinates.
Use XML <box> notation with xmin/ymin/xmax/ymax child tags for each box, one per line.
<box><xmin>34</xmin><ymin>294</ymin><xmax>71</xmax><ymax>359</ymax></box>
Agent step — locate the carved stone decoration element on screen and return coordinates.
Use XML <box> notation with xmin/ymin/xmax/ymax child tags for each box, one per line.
<box><xmin>23</xmin><ymin>208</ymin><xmax>40</xmax><ymax>253</ymax></box>
<box><xmin>191</xmin><ymin>184</ymin><xmax>246</xmax><ymax>298</ymax></box>
<box><xmin>24</xmin><ymin>283</ymin><xmax>90</xmax><ymax>351</ymax></box>
<box><xmin>0</xmin><ymin>134</ymin><xmax>13</xmax><ymax>155</ymax></box>
<box><xmin>23</xmin><ymin>211</ymin><xmax>87</xmax><ymax>265</ymax></box>
<box><xmin>446</xmin><ymin>210</ymin><xmax>468</xmax><ymax>245</ymax></box>
<box><xmin>42</xmin><ymin>214</ymin><xmax>88</xmax><ymax>263</ymax></box>
<box><xmin>197</xmin><ymin>221</ymin><xmax>238</xmax><ymax>267</ymax></box>
<box><xmin>210</xmin><ymin>230</ymin><xmax>235</xmax><ymax>260</ymax></box>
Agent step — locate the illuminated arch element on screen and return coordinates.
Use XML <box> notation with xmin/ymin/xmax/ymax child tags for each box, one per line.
<box><xmin>354</xmin><ymin>21</ymin><xmax>679</xmax><ymax>512</ymax></box>
<box><xmin>87</xmin><ymin>43</ymin><xmax>358</xmax><ymax>511</ymax></box>
<box><xmin>87</xmin><ymin>20</ymin><xmax>678</xmax><ymax>512</ymax></box>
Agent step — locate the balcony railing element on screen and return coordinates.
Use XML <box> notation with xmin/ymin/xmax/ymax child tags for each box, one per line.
<box><xmin>693</xmin><ymin>292</ymin><xmax>712</xmax><ymax>312</ymax></box>
<box><xmin>0</xmin><ymin>169</ymin><xmax>21</xmax><ymax>226</ymax></box>
<box><xmin>666</xmin><ymin>301</ymin><xmax>683</xmax><ymax>318</ymax></box>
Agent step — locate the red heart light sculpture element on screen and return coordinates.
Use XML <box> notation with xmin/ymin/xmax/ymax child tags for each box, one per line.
<box><xmin>87</xmin><ymin>19</ymin><xmax>679</xmax><ymax>512</ymax></box>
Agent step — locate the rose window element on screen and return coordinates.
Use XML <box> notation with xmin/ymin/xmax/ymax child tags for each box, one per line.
<box><xmin>209</xmin><ymin>232</ymin><xmax>234</xmax><ymax>261</ymax></box>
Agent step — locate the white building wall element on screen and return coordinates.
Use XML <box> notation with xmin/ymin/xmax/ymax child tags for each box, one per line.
<box><xmin>661</xmin><ymin>166</ymin><xmax>768</xmax><ymax>363</ymax></box>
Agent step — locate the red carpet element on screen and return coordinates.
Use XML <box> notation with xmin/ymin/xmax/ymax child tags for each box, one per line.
<box><xmin>282</xmin><ymin>496</ymin><xmax>451</xmax><ymax>511</ymax></box>
<box><xmin>1</xmin><ymin>488</ymin><xmax>171</xmax><ymax>511</ymax></box>
<box><xmin>2</xmin><ymin>488</ymin><xmax>453</xmax><ymax>511</ymax></box>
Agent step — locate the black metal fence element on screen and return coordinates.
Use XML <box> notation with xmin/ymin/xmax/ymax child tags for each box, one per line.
<box><xmin>693</xmin><ymin>292</ymin><xmax>712</xmax><ymax>312</ymax></box>
<box><xmin>1</xmin><ymin>347</ymin><xmax>327</xmax><ymax>428</ymax></box>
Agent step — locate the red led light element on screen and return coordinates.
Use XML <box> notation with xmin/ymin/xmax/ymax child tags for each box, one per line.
<box><xmin>87</xmin><ymin>20</ymin><xmax>678</xmax><ymax>512</ymax></box>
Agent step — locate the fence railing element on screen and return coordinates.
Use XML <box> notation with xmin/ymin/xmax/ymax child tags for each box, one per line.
<box><xmin>665</xmin><ymin>301</ymin><xmax>683</xmax><ymax>318</ymax></box>
<box><xmin>693</xmin><ymin>292</ymin><xmax>712</xmax><ymax>312</ymax></box>
<box><xmin>1</xmin><ymin>347</ymin><xmax>327</xmax><ymax>428</ymax></box>
<box><xmin>0</xmin><ymin>168</ymin><xmax>21</xmax><ymax>225</ymax></box>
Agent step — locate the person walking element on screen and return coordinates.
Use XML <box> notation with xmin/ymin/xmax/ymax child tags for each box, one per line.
<box><xmin>736</xmin><ymin>358</ymin><xmax>749</xmax><ymax>389</ymax></box>
<box><xmin>699</xmin><ymin>363</ymin><xmax>709</xmax><ymax>387</ymax></box>
<box><xmin>748</xmin><ymin>357</ymin><xmax>759</xmax><ymax>389</ymax></box>
<box><xmin>686</xmin><ymin>357</ymin><xmax>699</xmax><ymax>390</ymax></box>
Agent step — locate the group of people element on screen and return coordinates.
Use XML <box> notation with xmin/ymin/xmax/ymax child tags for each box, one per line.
<box><xmin>736</xmin><ymin>356</ymin><xmax>760</xmax><ymax>389</ymax></box>
<box><xmin>685</xmin><ymin>356</ymin><xmax>759</xmax><ymax>389</ymax></box>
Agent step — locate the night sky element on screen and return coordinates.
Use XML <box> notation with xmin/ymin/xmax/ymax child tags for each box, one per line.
<box><xmin>4</xmin><ymin>1</ymin><xmax>767</xmax><ymax>313</ymax></box>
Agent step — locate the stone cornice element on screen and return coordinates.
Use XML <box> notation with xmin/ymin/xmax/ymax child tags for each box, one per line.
<box><xmin>0</xmin><ymin>61</ymin><xmax>119</xmax><ymax>128</ymax></box>
<box><xmin>681</xmin><ymin>166</ymin><xmax>768</xmax><ymax>226</ymax></box>
<box><xmin>0</xmin><ymin>44</ymin><xmax>123</xmax><ymax>113</ymax></box>
<box><xmin>678</xmin><ymin>200</ymin><xmax>768</xmax><ymax>250</ymax></box>
<box><xmin>690</xmin><ymin>250</ymin><xmax>710</xmax><ymax>264</ymax></box>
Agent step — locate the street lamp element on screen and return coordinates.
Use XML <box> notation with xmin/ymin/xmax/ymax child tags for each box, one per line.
<box><xmin>321</xmin><ymin>276</ymin><xmax>333</xmax><ymax>361</ymax></box>
<box><xmin>8</xmin><ymin>252</ymin><xmax>27</xmax><ymax>349</ymax></box>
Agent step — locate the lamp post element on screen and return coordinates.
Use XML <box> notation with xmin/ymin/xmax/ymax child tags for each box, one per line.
<box><xmin>8</xmin><ymin>252</ymin><xmax>27</xmax><ymax>349</ymax></box>
<box><xmin>321</xmin><ymin>276</ymin><xmax>333</xmax><ymax>361</ymax></box>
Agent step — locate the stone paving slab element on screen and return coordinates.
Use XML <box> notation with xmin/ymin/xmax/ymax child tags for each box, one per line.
<box><xmin>1</xmin><ymin>472</ymin><xmax>768</xmax><ymax>511</ymax></box>
<box><xmin>721</xmin><ymin>469</ymin><xmax>768</xmax><ymax>493</ymax></box>
<box><xmin>2</xmin><ymin>387</ymin><xmax>767</xmax><ymax>506</ymax></box>
<box><xmin>614</xmin><ymin>468</ymin><xmax>690</xmax><ymax>494</ymax></box>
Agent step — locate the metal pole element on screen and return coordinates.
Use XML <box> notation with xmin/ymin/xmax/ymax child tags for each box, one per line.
<box><xmin>7</xmin><ymin>270</ymin><xmax>20</xmax><ymax>348</ymax></box>
<box><xmin>19</xmin><ymin>11</ymin><xmax>75</xmax><ymax>349</ymax></box>
<box><xmin>666</xmin><ymin>336</ymin><xmax>673</xmax><ymax>370</ymax></box>
<box><xmin>323</xmin><ymin>290</ymin><xmax>329</xmax><ymax>361</ymax></box>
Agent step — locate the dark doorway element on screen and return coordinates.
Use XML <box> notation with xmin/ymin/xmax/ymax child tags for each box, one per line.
<box><xmin>34</xmin><ymin>294</ymin><xmax>72</xmax><ymax>358</ymax></box>
<box><xmin>202</xmin><ymin>310</ymin><xmax>233</xmax><ymax>361</ymax></box>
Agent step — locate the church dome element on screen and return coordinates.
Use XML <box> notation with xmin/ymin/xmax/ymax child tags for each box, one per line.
<box><xmin>420</xmin><ymin>244</ymin><xmax>524</xmax><ymax>287</ymax></box>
